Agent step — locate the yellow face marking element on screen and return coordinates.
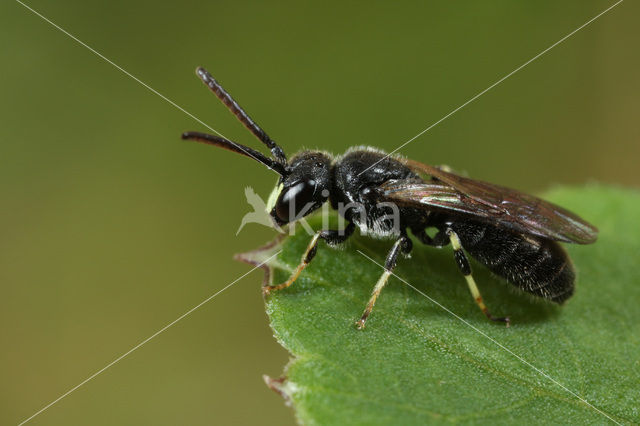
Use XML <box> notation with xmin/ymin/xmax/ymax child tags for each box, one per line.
<box><xmin>266</xmin><ymin>181</ymin><xmax>284</xmax><ymax>214</ymax></box>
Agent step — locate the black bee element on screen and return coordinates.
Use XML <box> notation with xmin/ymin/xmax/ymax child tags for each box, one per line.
<box><xmin>183</xmin><ymin>67</ymin><xmax>598</xmax><ymax>328</ymax></box>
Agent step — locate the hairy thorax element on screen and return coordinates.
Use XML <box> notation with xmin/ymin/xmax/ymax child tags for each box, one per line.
<box><xmin>330</xmin><ymin>147</ymin><xmax>428</xmax><ymax>237</ymax></box>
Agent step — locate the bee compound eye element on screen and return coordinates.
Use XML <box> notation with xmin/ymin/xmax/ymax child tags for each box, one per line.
<box><xmin>275</xmin><ymin>180</ymin><xmax>316</xmax><ymax>223</ymax></box>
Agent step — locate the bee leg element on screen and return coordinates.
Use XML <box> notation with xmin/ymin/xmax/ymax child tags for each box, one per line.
<box><xmin>435</xmin><ymin>164</ymin><xmax>454</xmax><ymax>173</ymax></box>
<box><xmin>262</xmin><ymin>223</ymin><xmax>355</xmax><ymax>295</ymax></box>
<box><xmin>414</xmin><ymin>228</ymin><xmax>449</xmax><ymax>248</ymax></box>
<box><xmin>356</xmin><ymin>235</ymin><xmax>412</xmax><ymax>330</ymax></box>
<box><xmin>429</xmin><ymin>165</ymin><xmax>456</xmax><ymax>183</ymax></box>
<box><xmin>446</xmin><ymin>228</ymin><xmax>510</xmax><ymax>326</ymax></box>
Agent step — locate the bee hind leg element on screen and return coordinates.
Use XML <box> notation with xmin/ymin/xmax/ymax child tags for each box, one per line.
<box><xmin>414</xmin><ymin>228</ymin><xmax>449</xmax><ymax>247</ymax></box>
<box><xmin>446</xmin><ymin>228</ymin><xmax>510</xmax><ymax>326</ymax></box>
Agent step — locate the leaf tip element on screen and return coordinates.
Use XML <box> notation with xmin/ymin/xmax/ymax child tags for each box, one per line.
<box><xmin>263</xmin><ymin>374</ymin><xmax>298</xmax><ymax>407</ymax></box>
<box><xmin>234</xmin><ymin>235</ymin><xmax>285</xmax><ymax>288</ymax></box>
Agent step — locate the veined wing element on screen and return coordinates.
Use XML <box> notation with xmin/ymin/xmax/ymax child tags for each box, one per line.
<box><xmin>382</xmin><ymin>160</ymin><xmax>598</xmax><ymax>244</ymax></box>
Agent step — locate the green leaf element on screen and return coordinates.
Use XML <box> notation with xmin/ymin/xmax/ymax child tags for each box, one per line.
<box><xmin>238</xmin><ymin>185</ymin><xmax>639</xmax><ymax>425</ymax></box>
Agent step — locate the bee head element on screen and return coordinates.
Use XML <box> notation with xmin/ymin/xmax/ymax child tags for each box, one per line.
<box><xmin>182</xmin><ymin>67</ymin><xmax>333</xmax><ymax>227</ymax></box>
<box><xmin>268</xmin><ymin>151</ymin><xmax>332</xmax><ymax>226</ymax></box>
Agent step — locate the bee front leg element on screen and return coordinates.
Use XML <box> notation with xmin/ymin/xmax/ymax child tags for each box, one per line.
<box><xmin>356</xmin><ymin>235</ymin><xmax>412</xmax><ymax>330</ymax></box>
<box><xmin>262</xmin><ymin>223</ymin><xmax>355</xmax><ymax>295</ymax></box>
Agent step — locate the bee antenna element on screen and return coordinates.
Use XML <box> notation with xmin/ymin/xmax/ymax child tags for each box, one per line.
<box><xmin>182</xmin><ymin>131</ymin><xmax>287</xmax><ymax>176</ymax></box>
<box><xmin>195</xmin><ymin>67</ymin><xmax>287</xmax><ymax>165</ymax></box>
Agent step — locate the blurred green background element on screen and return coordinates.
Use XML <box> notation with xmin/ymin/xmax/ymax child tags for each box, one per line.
<box><xmin>1</xmin><ymin>0</ymin><xmax>637</xmax><ymax>424</ymax></box>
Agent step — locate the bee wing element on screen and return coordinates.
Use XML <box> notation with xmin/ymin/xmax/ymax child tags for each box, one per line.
<box><xmin>381</xmin><ymin>160</ymin><xmax>598</xmax><ymax>244</ymax></box>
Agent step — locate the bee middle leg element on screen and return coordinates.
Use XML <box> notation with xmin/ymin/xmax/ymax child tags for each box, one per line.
<box><xmin>356</xmin><ymin>235</ymin><xmax>412</xmax><ymax>330</ymax></box>
<box><xmin>263</xmin><ymin>222</ymin><xmax>355</xmax><ymax>295</ymax></box>
<box><xmin>446</xmin><ymin>228</ymin><xmax>510</xmax><ymax>326</ymax></box>
<box><xmin>414</xmin><ymin>227</ymin><xmax>450</xmax><ymax>247</ymax></box>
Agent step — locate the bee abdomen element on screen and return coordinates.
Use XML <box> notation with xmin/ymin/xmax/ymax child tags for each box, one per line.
<box><xmin>450</xmin><ymin>222</ymin><xmax>575</xmax><ymax>303</ymax></box>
